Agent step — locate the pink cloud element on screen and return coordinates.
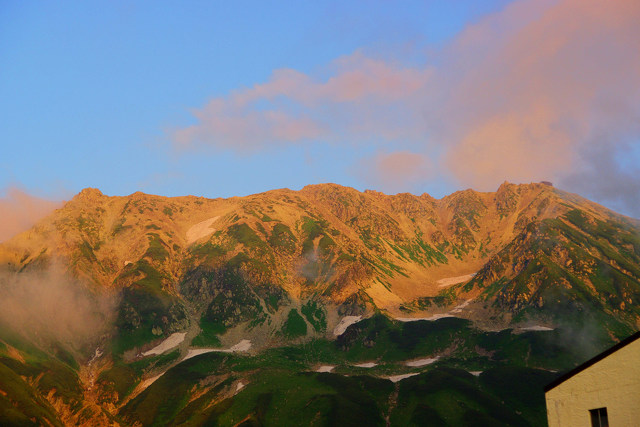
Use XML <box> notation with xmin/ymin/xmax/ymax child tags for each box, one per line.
<box><xmin>172</xmin><ymin>51</ymin><xmax>431</xmax><ymax>150</ymax></box>
<box><xmin>229</xmin><ymin>53</ymin><xmax>430</xmax><ymax>107</ymax></box>
<box><xmin>356</xmin><ymin>151</ymin><xmax>433</xmax><ymax>194</ymax></box>
<box><xmin>0</xmin><ymin>187</ymin><xmax>63</xmax><ymax>242</ymax></box>
<box><xmin>172</xmin><ymin>0</ymin><xmax>640</xmax><ymax>214</ymax></box>
<box><xmin>174</xmin><ymin>107</ymin><xmax>324</xmax><ymax>151</ymax></box>
<box><xmin>439</xmin><ymin>0</ymin><xmax>640</xmax><ymax>195</ymax></box>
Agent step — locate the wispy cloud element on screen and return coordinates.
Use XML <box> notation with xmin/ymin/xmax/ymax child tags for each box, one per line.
<box><xmin>173</xmin><ymin>0</ymin><xmax>640</xmax><ymax>214</ymax></box>
<box><xmin>173</xmin><ymin>51</ymin><xmax>431</xmax><ymax>151</ymax></box>
<box><xmin>0</xmin><ymin>186</ymin><xmax>63</xmax><ymax>242</ymax></box>
<box><xmin>356</xmin><ymin>150</ymin><xmax>433</xmax><ymax>194</ymax></box>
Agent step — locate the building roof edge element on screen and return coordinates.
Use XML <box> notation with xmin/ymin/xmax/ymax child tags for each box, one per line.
<box><xmin>544</xmin><ymin>330</ymin><xmax>640</xmax><ymax>392</ymax></box>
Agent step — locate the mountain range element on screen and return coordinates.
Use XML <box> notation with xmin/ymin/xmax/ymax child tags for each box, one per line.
<box><xmin>1</xmin><ymin>182</ymin><xmax>639</xmax><ymax>426</ymax></box>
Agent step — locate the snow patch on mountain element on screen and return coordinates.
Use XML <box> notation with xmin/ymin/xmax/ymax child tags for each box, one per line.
<box><xmin>405</xmin><ymin>357</ymin><xmax>439</xmax><ymax>367</ymax></box>
<box><xmin>142</xmin><ymin>332</ymin><xmax>186</xmax><ymax>356</ymax></box>
<box><xmin>186</xmin><ymin>216</ymin><xmax>219</xmax><ymax>243</ymax></box>
<box><xmin>437</xmin><ymin>273</ymin><xmax>476</xmax><ymax>288</ymax></box>
<box><xmin>354</xmin><ymin>362</ymin><xmax>377</xmax><ymax>368</ymax></box>
<box><xmin>183</xmin><ymin>339</ymin><xmax>252</xmax><ymax>360</ymax></box>
<box><xmin>333</xmin><ymin>316</ymin><xmax>362</xmax><ymax>336</ymax></box>
<box><xmin>387</xmin><ymin>373</ymin><xmax>419</xmax><ymax>382</ymax></box>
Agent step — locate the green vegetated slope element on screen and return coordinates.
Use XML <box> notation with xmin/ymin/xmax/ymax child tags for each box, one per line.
<box><xmin>463</xmin><ymin>206</ymin><xmax>640</xmax><ymax>339</ymax></box>
<box><xmin>0</xmin><ymin>313</ymin><xmax>617</xmax><ymax>426</ymax></box>
<box><xmin>107</xmin><ymin>316</ymin><xmax>577</xmax><ymax>426</ymax></box>
<box><xmin>0</xmin><ymin>329</ymin><xmax>112</xmax><ymax>426</ymax></box>
<box><xmin>0</xmin><ymin>182</ymin><xmax>639</xmax><ymax>425</ymax></box>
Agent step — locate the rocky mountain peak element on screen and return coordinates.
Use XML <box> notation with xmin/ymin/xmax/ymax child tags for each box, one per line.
<box><xmin>76</xmin><ymin>187</ymin><xmax>104</xmax><ymax>198</ymax></box>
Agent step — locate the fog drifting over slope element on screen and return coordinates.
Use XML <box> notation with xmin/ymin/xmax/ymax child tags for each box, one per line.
<box><xmin>0</xmin><ymin>264</ymin><xmax>117</xmax><ymax>354</ymax></box>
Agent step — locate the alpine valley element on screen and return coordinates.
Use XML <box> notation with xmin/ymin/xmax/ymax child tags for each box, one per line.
<box><xmin>1</xmin><ymin>182</ymin><xmax>639</xmax><ymax>426</ymax></box>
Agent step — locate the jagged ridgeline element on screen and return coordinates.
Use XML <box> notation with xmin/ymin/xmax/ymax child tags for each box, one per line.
<box><xmin>0</xmin><ymin>182</ymin><xmax>639</xmax><ymax>425</ymax></box>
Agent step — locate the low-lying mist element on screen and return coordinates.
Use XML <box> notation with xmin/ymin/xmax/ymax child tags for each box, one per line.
<box><xmin>0</xmin><ymin>264</ymin><xmax>118</xmax><ymax>357</ymax></box>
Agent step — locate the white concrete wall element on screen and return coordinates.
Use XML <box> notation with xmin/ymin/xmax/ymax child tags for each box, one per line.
<box><xmin>546</xmin><ymin>339</ymin><xmax>640</xmax><ymax>426</ymax></box>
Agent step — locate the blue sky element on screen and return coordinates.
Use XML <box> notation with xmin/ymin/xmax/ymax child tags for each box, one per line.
<box><xmin>1</xmin><ymin>0</ymin><xmax>639</xmax><ymax>217</ymax></box>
